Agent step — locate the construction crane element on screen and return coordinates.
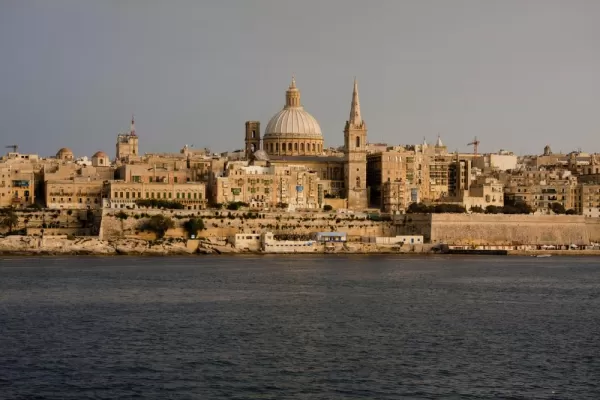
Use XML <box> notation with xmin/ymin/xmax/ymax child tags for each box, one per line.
<box><xmin>467</xmin><ymin>136</ymin><xmax>480</xmax><ymax>156</ymax></box>
<box><xmin>5</xmin><ymin>145</ymin><xmax>18</xmax><ymax>153</ymax></box>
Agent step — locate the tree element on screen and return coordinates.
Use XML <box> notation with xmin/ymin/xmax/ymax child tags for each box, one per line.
<box><xmin>406</xmin><ymin>202</ymin><xmax>431</xmax><ymax>214</ymax></box>
<box><xmin>566</xmin><ymin>209</ymin><xmax>577</xmax><ymax>215</ymax></box>
<box><xmin>323</xmin><ymin>205</ymin><xmax>333</xmax><ymax>211</ymax></box>
<box><xmin>470</xmin><ymin>206</ymin><xmax>485</xmax><ymax>213</ymax></box>
<box><xmin>183</xmin><ymin>217</ymin><xmax>205</xmax><ymax>238</ymax></box>
<box><xmin>0</xmin><ymin>209</ymin><xmax>19</xmax><ymax>233</ymax></box>
<box><xmin>115</xmin><ymin>210</ymin><xmax>129</xmax><ymax>220</ymax></box>
<box><xmin>550</xmin><ymin>202</ymin><xmax>566</xmax><ymax>215</ymax></box>
<box><xmin>485</xmin><ymin>205</ymin><xmax>501</xmax><ymax>214</ymax></box>
<box><xmin>141</xmin><ymin>215</ymin><xmax>174</xmax><ymax>239</ymax></box>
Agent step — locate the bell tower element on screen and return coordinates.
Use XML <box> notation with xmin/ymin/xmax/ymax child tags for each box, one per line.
<box><xmin>343</xmin><ymin>78</ymin><xmax>368</xmax><ymax>209</ymax></box>
<box><xmin>116</xmin><ymin>115</ymin><xmax>139</xmax><ymax>162</ymax></box>
<box><xmin>245</xmin><ymin>121</ymin><xmax>261</xmax><ymax>159</ymax></box>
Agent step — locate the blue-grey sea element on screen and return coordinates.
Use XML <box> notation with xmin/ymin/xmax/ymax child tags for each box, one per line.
<box><xmin>0</xmin><ymin>255</ymin><xmax>599</xmax><ymax>399</ymax></box>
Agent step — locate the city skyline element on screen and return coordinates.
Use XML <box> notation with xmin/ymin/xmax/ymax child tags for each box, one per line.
<box><xmin>1</xmin><ymin>0</ymin><xmax>599</xmax><ymax>157</ymax></box>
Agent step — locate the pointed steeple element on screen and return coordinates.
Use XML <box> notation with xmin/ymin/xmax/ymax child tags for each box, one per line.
<box><xmin>435</xmin><ymin>134</ymin><xmax>444</xmax><ymax>147</ymax></box>
<box><xmin>130</xmin><ymin>115</ymin><xmax>136</xmax><ymax>136</ymax></box>
<box><xmin>349</xmin><ymin>77</ymin><xmax>362</xmax><ymax>128</ymax></box>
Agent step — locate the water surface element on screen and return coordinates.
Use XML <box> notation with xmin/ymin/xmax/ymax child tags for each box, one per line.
<box><xmin>1</xmin><ymin>255</ymin><xmax>599</xmax><ymax>399</ymax></box>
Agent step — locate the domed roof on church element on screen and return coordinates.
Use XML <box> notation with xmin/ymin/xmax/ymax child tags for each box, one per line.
<box><xmin>263</xmin><ymin>77</ymin><xmax>322</xmax><ymax>139</ymax></box>
<box><xmin>57</xmin><ymin>147</ymin><xmax>73</xmax><ymax>155</ymax></box>
<box><xmin>92</xmin><ymin>151</ymin><xmax>108</xmax><ymax>158</ymax></box>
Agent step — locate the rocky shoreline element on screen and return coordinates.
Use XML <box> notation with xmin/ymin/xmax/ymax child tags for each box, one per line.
<box><xmin>2</xmin><ymin>236</ymin><xmax>599</xmax><ymax>257</ymax></box>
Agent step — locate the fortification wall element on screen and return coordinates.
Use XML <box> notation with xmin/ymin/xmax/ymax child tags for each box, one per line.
<box><xmin>394</xmin><ymin>214</ymin><xmax>591</xmax><ymax>245</ymax></box>
<box><xmin>99</xmin><ymin>209</ymin><xmax>395</xmax><ymax>241</ymax></box>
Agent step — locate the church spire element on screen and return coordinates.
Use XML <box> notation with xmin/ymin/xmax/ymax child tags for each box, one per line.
<box><xmin>130</xmin><ymin>115</ymin><xmax>136</xmax><ymax>136</ymax></box>
<box><xmin>349</xmin><ymin>77</ymin><xmax>362</xmax><ymax>128</ymax></box>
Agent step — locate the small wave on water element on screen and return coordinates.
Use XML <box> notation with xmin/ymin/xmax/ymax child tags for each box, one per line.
<box><xmin>0</xmin><ymin>255</ymin><xmax>599</xmax><ymax>399</ymax></box>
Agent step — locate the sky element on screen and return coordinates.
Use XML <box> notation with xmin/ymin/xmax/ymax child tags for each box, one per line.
<box><xmin>1</xmin><ymin>0</ymin><xmax>599</xmax><ymax>158</ymax></box>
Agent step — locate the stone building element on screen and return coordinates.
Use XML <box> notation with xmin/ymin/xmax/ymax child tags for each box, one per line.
<box><xmin>106</xmin><ymin>181</ymin><xmax>206</xmax><ymax>210</ymax></box>
<box><xmin>241</xmin><ymin>77</ymin><xmax>369</xmax><ymax>210</ymax></box>
<box><xmin>45</xmin><ymin>178</ymin><xmax>106</xmax><ymax>209</ymax></box>
<box><xmin>213</xmin><ymin>162</ymin><xmax>321</xmax><ymax>210</ymax></box>
<box><xmin>0</xmin><ymin>165</ymin><xmax>35</xmax><ymax>208</ymax></box>
<box><xmin>116</xmin><ymin>117</ymin><xmax>139</xmax><ymax>163</ymax></box>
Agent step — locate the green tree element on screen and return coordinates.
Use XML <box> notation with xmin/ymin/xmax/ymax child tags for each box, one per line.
<box><xmin>406</xmin><ymin>202</ymin><xmax>431</xmax><ymax>214</ymax></box>
<box><xmin>141</xmin><ymin>215</ymin><xmax>175</xmax><ymax>239</ymax></box>
<box><xmin>115</xmin><ymin>210</ymin><xmax>129</xmax><ymax>220</ymax></box>
<box><xmin>183</xmin><ymin>217</ymin><xmax>205</xmax><ymax>238</ymax></box>
<box><xmin>485</xmin><ymin>205</ymin><xmax>501</xmax><ymax>214</ymax></box>
<box><xmin>0</xmin><ymin>209</ymin><xmax>19</xmax><ymax>233</ymax></box>
<box><xmin>470</xmin><ymin>205</ymin><xmax>485</xmax><ymax>213</ymax></box>
<box><xmin>550</xmin><ymin>202</ymin><xmax>566</xmax><ymax>215</ymax></box>
<box><xmin>323</xmin><ymin>205</ymin><xmax>333</xmax><ymax>211</ymax></box>
<box><xmin>566</xmin><ymin>209</ymin><xmax>577</xmax><ymax>215</ymax></box>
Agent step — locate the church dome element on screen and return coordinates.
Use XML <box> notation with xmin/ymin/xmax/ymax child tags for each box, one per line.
<box><xmin>263</xmin><ymin>77</ymin><xmax>322</xmax><ymax>139</ymax></box>
<box><xmin>56</xmin><ymin>147</ymin><xmax>74</xmax><ymax>160</ymax></box>
<box><xmin>92</xmin><ymin>151</ymin><xmax>108</xmax><ymax>158</ymax></box>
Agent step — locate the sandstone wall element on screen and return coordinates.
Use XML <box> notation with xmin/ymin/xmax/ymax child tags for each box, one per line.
<box><xmin>394</xmin><ymin>214</ymin><xmax>592</xmax><ymax>245</ymax></box>
<box><xmin>99</xmin><ymin>209</ymin><xmax>395</xmax><ymax>241</ymax></box>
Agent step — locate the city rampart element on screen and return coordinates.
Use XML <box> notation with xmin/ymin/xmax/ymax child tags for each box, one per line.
<box><xmin>394</xmin><ymin>213</ymin><xmax>593</xmax><ymax>245</ymax></box>
<box><xmin>99</xmin><ymin>209</ymin><xmax>395</xmax><ymax>241</ymax></box>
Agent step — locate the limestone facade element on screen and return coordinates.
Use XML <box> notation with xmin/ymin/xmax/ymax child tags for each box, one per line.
<box><xmin>0</xmin><ymin>166</ymin><xmax>36</xmax><ymax>208</ymax></box>
<box><xmin>106</xmin><ymin>181</ymin><xmax>206</xmax><ymax>210</ymax></box>
<box><xmin>214</xmin><ymin>163</ymin><xmax>320</xmax><ymax>210</ymax></box>
<box><xmin>45</xmin><ymin>179</ymin><xmax>106</xmax><ymax>209</ymax></box>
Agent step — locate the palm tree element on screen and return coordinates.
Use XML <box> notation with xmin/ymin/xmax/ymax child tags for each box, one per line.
<box><xmin>1</xmin><ymin>209</ymin><xmax>19</xmax><ymax>233</ymax></box>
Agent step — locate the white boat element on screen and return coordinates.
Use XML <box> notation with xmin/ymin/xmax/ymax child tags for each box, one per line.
<box><xmin>535</xmin><ymin>254</ymin><xmax>552</xmax><ymax>258</ymax></box>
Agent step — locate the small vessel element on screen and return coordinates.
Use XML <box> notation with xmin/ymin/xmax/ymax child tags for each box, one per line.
<box><xmin>535</xmin><ymin>254</ymin><xmax>552</xmax><ymax>258</ymax></box>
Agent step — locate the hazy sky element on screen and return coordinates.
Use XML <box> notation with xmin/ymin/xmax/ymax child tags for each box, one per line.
<box><xmin>1</xmin><ymin>0</ymin><xmax>599</xmax><ymax>158</ymax></box>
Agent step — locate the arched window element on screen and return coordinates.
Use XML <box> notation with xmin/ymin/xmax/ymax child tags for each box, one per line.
<box><xmin>282</xmin><ymin>143</ymin><xmax>286</xmax><ymax>151</ymax></box>
<box><xmin>294</xmin><ymin>143</ymin><xmax>298</xmax><ymax>151</ymax></box>
<box><xmin>312</xmin><ymin>143</ymin><xmax>316</xmax><ymax>152</ymax></box>
<box><xmin>270</xmin><ymin>143</ymin><xmax>274</xmax><ymax>153</ymax></box>
<box><xmin>356</xmin><ymin>136</ymin><xmax>360</xmax><ymax>148</ymax></box>
<box><xmin>252</xmin><ymin>130</ymin><xmax>256</xmax><ymax>139</ymax></box>
<box><xmin>300</xmin><ymin>143</ymin><xmax>304</xmax><ymax>151</ymax></box>
<box><xmin>356</xmin><ymin>176</ymin><xmax>361</xmax><ymax>188</ymax></box>
<box><xmin>275</xmin><ymin>143</ymin><xmax>279</xmax><ymax>151</ymax></box>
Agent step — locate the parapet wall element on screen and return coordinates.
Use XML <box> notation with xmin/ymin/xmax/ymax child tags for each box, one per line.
<box><xmin>395</xmin><ymin>214</ymin><xmax>593</xmax><ymax>245</ymax></box>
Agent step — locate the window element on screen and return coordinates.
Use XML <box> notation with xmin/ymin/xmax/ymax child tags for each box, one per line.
<box><xmin>294</xmin><ymin>143</ymin><xmax>298</xmax><ymax>151</ymax></box>
<box><xmin>252</xmin><ymin>130</ymin><xmax>256</xmax><ymax>138</ymax></box>
<box><xmin>174</xmin><ymin>177</ymin><xmax>178</xmax><ymax>183</ymax></box>
<box><xmin>301</xmin><ymin>143</ymin><xmax>304</xmax><ymax>151</ymax></box>
<box><xmin>356</xmin><ymin>136</ymin><xmax>360</xmax><ymax>148</ymax></box>
<box><xmin>356</xmin><ymin>177</ymin><xmax>361</xmax><ymax>188</ymax></box>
